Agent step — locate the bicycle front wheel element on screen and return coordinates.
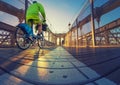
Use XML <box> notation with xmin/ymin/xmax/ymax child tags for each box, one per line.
<box><xmin>15</xmin><ymin>27</ymin><xmax>31</xmax><ymax>50</ymax></box>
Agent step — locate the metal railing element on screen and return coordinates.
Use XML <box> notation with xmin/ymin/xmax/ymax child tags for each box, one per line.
<box><xmin>64</xmin><ymin>0</ymin><xmax>120</xmax><ymax>47</ymax></box>
<box><xmin>0</xmin><ymin>0</ymin><xmax>57</xmax><ymax>47</ymax></box>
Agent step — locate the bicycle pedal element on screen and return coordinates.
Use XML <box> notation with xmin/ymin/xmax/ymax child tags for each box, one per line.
<box><xmin>28</xmin><ymin>37</ymin><xmax>34</xmax><ymax>41</ymax></box>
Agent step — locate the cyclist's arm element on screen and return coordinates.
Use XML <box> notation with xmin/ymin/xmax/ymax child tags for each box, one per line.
<box><xmin>37</xmin><ymin>3</ymin><xmax>46</xmax><ymax>22</ymax></box>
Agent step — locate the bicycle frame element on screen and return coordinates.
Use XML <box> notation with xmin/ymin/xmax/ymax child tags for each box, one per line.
<box><xmin>15</xmin><ymin>23</ymin><xmax>45</xmax><ymax>50</ymax></box>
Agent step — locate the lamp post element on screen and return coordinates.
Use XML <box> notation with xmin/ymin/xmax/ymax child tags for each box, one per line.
<box><xmin>68</xmin><ymin>23</ymin><xmax>71</xmax><ymax>47</ymax></box>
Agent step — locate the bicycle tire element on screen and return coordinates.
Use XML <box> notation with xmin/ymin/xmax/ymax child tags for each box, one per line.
<box><xmin>38</xmin><ymin>39</ymin><xmax>45</xmax><ymax>49</ymax></box>
<box><xmin>38</xmin><ymin>33</ymin><xmax>45</xmax><ymax>49</ymax></box>
<box><xmin>15</xmin><ymin>27</ymin><xmax>31</xmax><ymax>50</ymax></box>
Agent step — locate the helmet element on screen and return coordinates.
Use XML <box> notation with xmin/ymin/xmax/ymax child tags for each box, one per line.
<box><xmin>33</xmin><ymin>1</ymin><xmax>37</xmax><ymax>3</ymax></box>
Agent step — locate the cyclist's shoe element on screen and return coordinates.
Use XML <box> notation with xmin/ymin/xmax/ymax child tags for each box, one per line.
<box><xmin>28</xmin><ymin>36</ymin><xmax>34</xmax><ymax>42</ymax></box>
<box><xmin>28</xmin><ymin>36</ymin><xmax>32</xmax><ymax>41</ymax></box>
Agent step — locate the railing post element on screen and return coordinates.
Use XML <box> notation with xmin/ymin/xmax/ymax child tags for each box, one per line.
<box><xmin>10</xmin><ymin>32</ymin><xmax>16</xmax><ymax>47</ymax></box>
<box><xmin>25</xmin><ymin>0</ymin><xmax>28</xmax><ymax>23</ymax></box>
<box><xmin>90</xmin><ymin>0</ymin><xmax>96</xmax><ymax>47</ymax></box>
<box><xmin>76</xmin><ymin>19</ymin><xmax>79</xmax><ymax>47</ymax></box>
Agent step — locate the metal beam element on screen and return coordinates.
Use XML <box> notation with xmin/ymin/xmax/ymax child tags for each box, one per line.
<box><xmin>25</xmin><ymin>0</ymin><xmax>28</xmax><ymax>23</ymax></box>
<box><xmin>90</xmin><ymin>0</ymin><xmax>96</xmax><ymax>46</ymax></box>
<box><xmin>0</xmin><ymin>33</ymin><xmax>10</xmax><ymax>46</ymax></box>
<box><xmin>0</xmin><ymin>0</ymin><xmax>24</xmax><ymax>22</ymax></box>
<box><xmin>101</xmin><ymin>0</ymin><xmax>120</xmax><ymax>15</ymax></box>
<box><xmin>95</xmin><ymin>18</ymin><xmax>120</xmax><ymax>34</ymax></box>
<box><xmin>77</xmin><ymin>18</ymin><xmax>120</xmax><ymax>46</ymax></box>
<box><xmin>78</xmin><ymin>0</ymin><xmax>120</xmax><ymax>27</ymax></box>
<box><xmin>0</xmin><ymin>22</ymin><xmax>16</xmax><ymax>32</ymax></box>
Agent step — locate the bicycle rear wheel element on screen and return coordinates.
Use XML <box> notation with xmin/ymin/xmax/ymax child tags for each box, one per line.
<box><xmin>38</xmin><ymin>39</ymin><xmax>45</xmax><ymax>49</ymax></box>
<box><xmin>15</xmin><ymin>27</ymin><xmax>31</xmax><ymax>50</ymax></box>
<box><xmin>38</xmin><ymin>33</ymin><xmax>45</xmax><ymax>49</ymax></box>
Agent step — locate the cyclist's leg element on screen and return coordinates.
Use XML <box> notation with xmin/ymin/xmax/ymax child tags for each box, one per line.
<box><xmin>27</xmin><ymin>19</ymin><xmax>34</xmax><ymax>41</ymax></box>
<box><xmin>35</xmin><ymin>17</ymin><xmax>43</xmax><ymax>34</ymax></box>
<box><xmin>35</xmin><ymin>23</ymin><xmax>42</xmax><ymax>34</ymax></box>
<box><xmin>38</xmin><ymin>23</ymin><xmax>42</xmax><ymax>34</ymax></box>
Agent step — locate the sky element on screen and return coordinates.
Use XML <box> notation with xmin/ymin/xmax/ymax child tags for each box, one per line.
<box><xmin>33</xmin><ymin>0</ymin><xmax>86</xmax><ymax>33</ymax></box>
<box><xmin>0</xmin><ymin>0</ymin><xmax>119</xmax><ymax>34</ymax></box>
<box><xmin>0</xmin><ymin>0</ymin><xmax>86</xmax><ymax>33</ymax></box>
<box><xmin>0</xmin><ymin>0</ymin><xmax>85</xmax><ymax>35</ymax></box>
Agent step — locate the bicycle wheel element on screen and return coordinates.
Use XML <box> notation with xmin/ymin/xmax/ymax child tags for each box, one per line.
<box><xmin>15</xmin><ymin>27</ymin><xmax>31</xmax><ymax>50</ymax></box>
<box><xmin>38</xmin><ymin>34</ymin><xmax>45</xmax><ymax>49</ymax></box>
<box><xmin>38</xmin><ymin>39</ymin><xmax>45</xmax><ymax>49</ymax></box>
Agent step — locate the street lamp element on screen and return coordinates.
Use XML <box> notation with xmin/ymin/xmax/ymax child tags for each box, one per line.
<box><xmin>68</xmin><ymin>22</ymin><xmax>71</xmax><ymax>31</ymax></box>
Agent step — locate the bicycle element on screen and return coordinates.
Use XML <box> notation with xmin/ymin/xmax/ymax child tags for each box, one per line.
<box><xmin>15</xmin><ymin>23</ymin><xmax>47</xmax><ymax>50</ymax></box>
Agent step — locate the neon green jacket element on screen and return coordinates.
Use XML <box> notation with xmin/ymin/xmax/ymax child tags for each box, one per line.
<box><xmin>26</xmin><ymin>2</ymin><xmax>46</xmax><ymax>24</ymax></box>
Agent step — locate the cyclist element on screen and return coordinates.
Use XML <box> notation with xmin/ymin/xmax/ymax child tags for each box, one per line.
<box><xmin>26</xmin><ymin>1</ymin><xmax>46</xmax><ymax>38</ymax></box>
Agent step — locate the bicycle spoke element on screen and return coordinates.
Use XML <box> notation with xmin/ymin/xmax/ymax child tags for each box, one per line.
<box><xmin>15</xmin><ymin>27</ymin><xmax>31</xmax><ymax>50</ymax></box>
